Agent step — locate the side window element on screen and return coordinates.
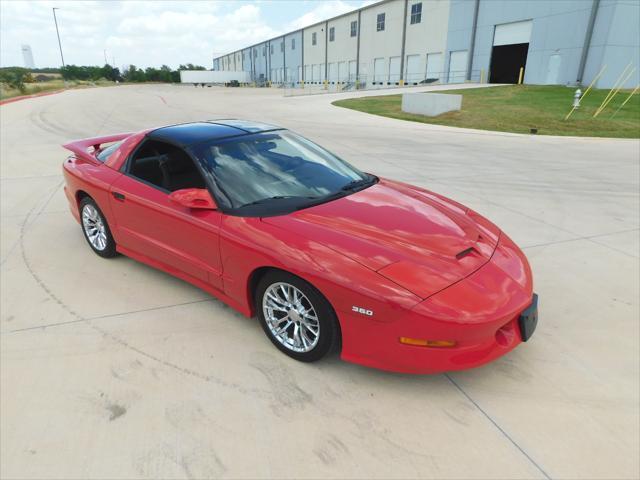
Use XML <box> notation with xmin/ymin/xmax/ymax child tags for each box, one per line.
<box><xmin>127</xmin><ymin>140</ymin><xmax>206</xmax><ymax>193</ymax></box>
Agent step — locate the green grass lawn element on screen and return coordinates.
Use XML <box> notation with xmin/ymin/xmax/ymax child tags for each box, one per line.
<box><xmin>332</xmin><ymin>85</ymin><xmax>640</xmax><ymax>138</ymax></box>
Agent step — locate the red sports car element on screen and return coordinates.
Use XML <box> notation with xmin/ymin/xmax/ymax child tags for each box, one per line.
<box><xmin>62</xmin><ymin>120</ymin><xmax>537</xmax><ymax>374</ymax></box>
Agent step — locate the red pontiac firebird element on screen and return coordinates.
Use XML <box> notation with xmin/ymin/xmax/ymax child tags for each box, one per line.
<box><xmin>62</xmin><ymin>120</ymin><xmax>537</xmax><ymax>374</ymax></box>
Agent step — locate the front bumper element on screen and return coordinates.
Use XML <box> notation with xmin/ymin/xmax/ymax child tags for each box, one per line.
<box><xmin>339</xmin><ymin>233</ymin><xmax>537</xmax><ymax>374</ymax></box>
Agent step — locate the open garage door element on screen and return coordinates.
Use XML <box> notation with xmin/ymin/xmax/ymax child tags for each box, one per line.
<box><xmin>490</xmin><ymin>20</ymin><xmax>532</xmax><ymax>84</ymax></box>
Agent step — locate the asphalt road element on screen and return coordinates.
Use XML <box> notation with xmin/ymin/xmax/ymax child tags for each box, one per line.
<box><xmin>1</xmin><ymin>84</ymin><xmax>638</xmax><ymax>479</ymax></box>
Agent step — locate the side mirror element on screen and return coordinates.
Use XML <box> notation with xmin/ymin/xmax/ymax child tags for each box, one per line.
<box><xmin>169</xmin><ymin>188</ymin><xmax>217</xmax><ymax>210</ymax></box>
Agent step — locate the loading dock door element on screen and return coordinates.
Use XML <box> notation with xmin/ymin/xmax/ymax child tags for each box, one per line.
<box><xmin>448</xmin><ymin>50</ymin><xmax>468</xmax><ymax>83</ymax></box>
<box><xmin>338</xmin><ymin>62</ymin><xmax>347</xmax><ymax>82</ymax></box>
<box><xmin>426</xmin><ymin>53</ymin><xmax>443</xmax><ymax>82</ymax></box>
<box><xmin>374</xmin><ymin>58</ymin><xmax>385</xmax><ymax>83</ymax></box>
<box><xmin>328</xmin><ymin>63</ymin><xmax>337</xmax><ymax>83</ymax></box>
<box><xmin>405</xmin><ymin>55</ymin><xmax>421</xmax><ymax>84</ymax></box>
<box><xmin>348</xmin><ymin>60</ymin><xmax>357</xmax><ymax>82</ymax></box>
<box><xmin>389</xmin><ymin>56</ymin><xmax>401</xmax><ymax>84</ymax></box>
<box><xmin>490</xmin><ymin>20</ymin><xmax>532</xmax><ymax>84</ymax></box>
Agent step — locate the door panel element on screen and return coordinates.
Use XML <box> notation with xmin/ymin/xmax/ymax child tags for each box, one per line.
<box><xmin>546</xmin><ymin>54</ymin><xmax>561</xmax><ymax>84</ymax></box>
<box><xmin>493</xmin><ymin>20</ymin><xmax>532</xmax><ymax>46</ymax></box>
<box><xmin>109</xmin><ymin>174</ymin><xmax>223</xmax><ymax>288</ymax></box>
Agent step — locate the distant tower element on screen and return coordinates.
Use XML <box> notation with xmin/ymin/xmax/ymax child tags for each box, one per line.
<box><xmin>21</xmin><ymin>45</ymin><xmax>35</xmax><ymax>68</ymax></box>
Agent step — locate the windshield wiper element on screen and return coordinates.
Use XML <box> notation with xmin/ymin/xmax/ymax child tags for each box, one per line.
<box><xmin>341</xmin><ymin>176</ymin><xmax>376</xmax><ymax>191</ymax></box>
<box><xmin>239</xmin><ymin>195</ymin><xmax>316</xmax><ymax>208</ymax></box>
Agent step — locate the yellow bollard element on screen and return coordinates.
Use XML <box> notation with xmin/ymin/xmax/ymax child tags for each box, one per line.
<box><xmin>399</xmin><ymin>79</ymin><xmax>404</xmax><ymax>86</ymax></box>
<box><xmin>518</xmin><ymin>67</ymin><xmax>524</xmax><ymax>84</ymax></box>
<box><xmin>480</xmin><ymin>69</ymin><xmax>485</xmax><ymax>84</ymax></box>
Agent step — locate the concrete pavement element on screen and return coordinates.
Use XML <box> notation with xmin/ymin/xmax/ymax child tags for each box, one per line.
<box><xmin>1</xmin><ymin>84</ymin><xmax>638</xmax><ymax>479</ymax></box>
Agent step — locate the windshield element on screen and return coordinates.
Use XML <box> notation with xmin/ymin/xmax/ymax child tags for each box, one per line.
<box><xmin>190</xmin><ymin>131</ymin><xmax>376</xmax><ymax>215</ymax></box>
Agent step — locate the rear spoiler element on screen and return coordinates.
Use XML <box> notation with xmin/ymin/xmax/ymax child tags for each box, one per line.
<box><xmin>62</xmin><ymin>132</ymin><xmax>134</xmax><ymax>162</ymax></box>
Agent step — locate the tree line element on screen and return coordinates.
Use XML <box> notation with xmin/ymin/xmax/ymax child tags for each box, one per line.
<box><xmin>60</xmin><ymin>63</ymin><xmax>206</xmax><ymax>82</ymax></box>
<box><xmin>0</xmin><ymin>64</ymin><xmax>207</xmax><ymax>92</ymax></box>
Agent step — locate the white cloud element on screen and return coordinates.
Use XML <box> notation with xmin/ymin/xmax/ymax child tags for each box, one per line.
<box><xmin>0</xmin><ymin>0</ymin><xmax>372</xmax><ymax>69</ymax></box>
<box><xmin>288</xmin><ymin>1</ymin><xmax>361</xmax><ymax>31</ymax></box>
<box><xmin>0</xmin><ymin>1</ymin><xmax>277</xmax><ymax>69</ymax></box>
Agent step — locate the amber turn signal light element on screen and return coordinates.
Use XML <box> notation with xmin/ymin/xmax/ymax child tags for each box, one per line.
<box><xmin>399</xmin><ymin>337</ymin><xmax>457</xmax><ymax>348</ymax></box>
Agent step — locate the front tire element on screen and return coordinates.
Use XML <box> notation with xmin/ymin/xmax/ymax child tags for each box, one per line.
<box><xmin>255</xmin><ymin>271</ymin><xmax>338</xmax><ymax>362</ymax></box>
<box><xmin>80</xmin><ymin>197</ymin><xmax>117</xmax><ymax>258</ymax></box>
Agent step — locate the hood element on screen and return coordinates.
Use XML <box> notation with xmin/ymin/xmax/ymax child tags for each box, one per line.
<box><xmin>263</xmin><ymin>179</ymin><xmax>501</xmax><ymax>299</ymax></box>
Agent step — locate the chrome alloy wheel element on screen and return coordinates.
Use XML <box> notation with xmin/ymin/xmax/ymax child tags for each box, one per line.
<box><xmin>262</xmin><ymin>282</ymin><xmax>320</xmax><ymax>353</ymax></box>
<box><xmin>81</xmin><ymin>204</ymin><xmax>107</xmax><ymax>251</ymax></box>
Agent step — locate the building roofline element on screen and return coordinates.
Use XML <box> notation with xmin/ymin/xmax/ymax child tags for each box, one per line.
<box><xmin>213</xmin><ymin>0</ymin><xmax>391</xmax><ymax>61</ymax></box>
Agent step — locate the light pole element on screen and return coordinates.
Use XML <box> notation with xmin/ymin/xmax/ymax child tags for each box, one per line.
<box><xmin>52</xmin><ymin>8</ymin><xmax>65</xmax><ymax>67</ymax></box>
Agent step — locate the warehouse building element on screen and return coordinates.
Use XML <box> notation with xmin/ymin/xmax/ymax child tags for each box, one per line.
<box><xmin>213</xmin><ymin>0</ymin><xmax>639</xmax><ymax>89</ymax></box>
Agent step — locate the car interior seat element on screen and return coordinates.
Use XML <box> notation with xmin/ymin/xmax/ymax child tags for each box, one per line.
<box><xmin>159</xmin><ymin>149</ymin><xmax>206</xmax><ymax>192</ymax></box>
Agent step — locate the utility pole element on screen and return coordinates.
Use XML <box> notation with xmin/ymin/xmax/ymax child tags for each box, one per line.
<box><xmin>52</xmin><ymin>8</ymin><xmax>65</xmax><ymax>67</ymax></box>
<box><xmin>104</xmin><ymin>49</ymin><xmax>108</xmax><ymax>64</ymax></box>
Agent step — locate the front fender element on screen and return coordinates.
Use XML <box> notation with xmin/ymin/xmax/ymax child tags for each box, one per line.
<box><xmin>219</xmin><ymin>216</ymin><xmax>422</xmax><ymax>320</ymax></box>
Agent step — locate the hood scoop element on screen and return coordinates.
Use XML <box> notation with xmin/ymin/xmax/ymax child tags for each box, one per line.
<box><xmin>263</xmin><ymin>179</ymin><xmax>499</xmax><ymax>298</ymax></box>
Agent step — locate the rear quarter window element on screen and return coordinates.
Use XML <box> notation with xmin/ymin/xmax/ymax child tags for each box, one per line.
<box><xmin>96</xmin><ymin>141</ymin><xmax>122</xmax><ymax>163</ymax></box>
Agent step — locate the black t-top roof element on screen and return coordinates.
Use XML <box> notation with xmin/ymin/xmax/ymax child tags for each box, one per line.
<box><xmin>147</xmin><ymin>120</ymin><xmax>282</xmax><ymax>147</ymax></box>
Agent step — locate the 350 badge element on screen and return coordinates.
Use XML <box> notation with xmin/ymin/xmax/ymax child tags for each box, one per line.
<box><xmin>352</xmin><ymin>306</ymin><xmax>374</xmax><ymax>316</ymax></box>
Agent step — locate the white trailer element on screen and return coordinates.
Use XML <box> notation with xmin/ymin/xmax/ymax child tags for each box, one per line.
<box><xmin>179</xmin><ymin>70</ymin><xmax>250</xmax><ymax>85</ymax></box>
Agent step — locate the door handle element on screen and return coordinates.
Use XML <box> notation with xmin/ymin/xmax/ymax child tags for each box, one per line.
<box><xmin>112</xmin><ymin>192</ymin><xmax>125</xmax><ymax>201</ymax></box>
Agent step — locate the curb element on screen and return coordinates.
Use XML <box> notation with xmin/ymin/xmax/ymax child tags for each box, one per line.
<box><xmin>0</xmin><ymin>88</ymin><xmax>66</xmax><ymax>106</ymax></box>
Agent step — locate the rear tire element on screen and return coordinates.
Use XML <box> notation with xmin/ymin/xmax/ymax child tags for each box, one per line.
<box><xmin>79</xmin><ymin>197</ymin><xmax>117</xmax><ymax>258</ymax></box>
<box><xmin>255</xmin><ymin>271</ymin><xmax>338</xmax><ymax>362</ymax></box>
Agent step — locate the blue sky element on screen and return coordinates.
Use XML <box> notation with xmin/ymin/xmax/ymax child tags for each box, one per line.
<box><xmin>0</xmin><ymin>1</ymin><xmax>373</xmax><ymax>70</ymax></box>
